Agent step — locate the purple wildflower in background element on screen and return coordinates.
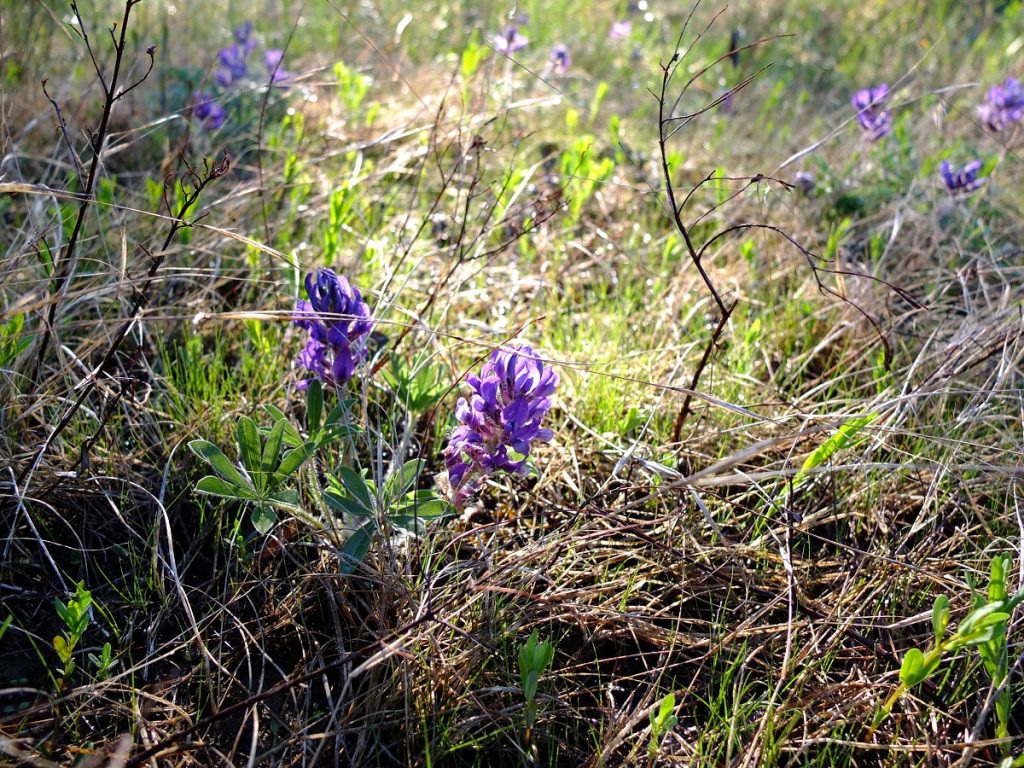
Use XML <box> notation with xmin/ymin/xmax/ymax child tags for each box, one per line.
<box><xmin>216</xmin><ymin>43</ymin><xmax>249</xmax><ymax>86</ymax></box>
<box><xmin>234</xmin><ymin>22</ymin><xmax>257</xmax><ymax>55</ymax></box>
<box><xmin>977</xmin><ymin>77</ymin><xmax>1024</xmax><ymax>131</ymax></box>
<box><xmin>609</xmin><ymin>20</ymin><xmax>632</xmax><ymax>40</ymax></box>
<box><xmin>264</xmin><ymin>49</ymin><xmax>293</xmax><ymax>85</ymax></box>
<box><xmin>444</xmin><ymin>345</ymin><xmax>558</xmax><ymax>509</ymax></box>
<box><xmin>192</xmin><ymin>92</ymin><xmax>226</xmax><ymax>130</ymax></box>
<box><xmin>550</xmin><ymin>44</ymin><xmax>571</xmax><ymax>75</ymax></box>
<box><xmin>794</xmin><ymin>170</ymin><xmax>815</xmax><ymax>193</ymax></box>
<box><xmin>293</xmin><ymin>269</ymin><xmax>373</xmax><ymax>390</ymax></box>
<box><xmin>939</xmin><ymin>160</ymin><xmax>985</xmax><ymax>194</ymax></box>
<box><xmin>851</xmin><ymin>84</ymin><xmax>892</xmax><ymax>141</ymax></box>
<box><xmin>492</xmin><ymin>27</ymin><xmax>528</xmax><ymax>55</ymax></box>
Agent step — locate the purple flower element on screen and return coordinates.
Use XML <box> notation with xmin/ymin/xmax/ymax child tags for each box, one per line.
<box><xmin>852</xmin><ymin>84</ymin><xmax>892</xmax><ymax>141</ymax></box>
<box><xmin>550</xmin><ymin>44</ymin><xmax>571</xmax><ymax>76</ymax></box>
<box><xmin>794</xmin><ymin>170</ymin><xmax>815</xmax><ymax>193</ymax></box>
<box><xmin>293</xmin><ymin>269</ymin><xmax>373</xmax><ymax>389</ymax></box>
<box><xmin>192</xmin><ymin>92</ymin><xmax>226</xmax><ymax>130</ymax></box>
<box><xmin>940</xmin><ymin>160</ymin><xmax>985</xmax><ymax>194</ymax></box>
<box><xmin>217</xmin><ymin>43</ymin><xmax>249</xmax><ymax>85</ymax></box>
<box><xmin>443</xmin><ymin>344</ymin><xmax>558</xmax><ymax>509</ymax></box>
<box><xmin>234</xmin><ymin>22</ymin><xmax>257</xmax><ymax>55</ymax></box>
<box><xmin>978</xmin><ymin>77</ymin><xmax>1024</xmax><ymax>132</ymax></box>
<box><xmin>264</xmin><ymin>48</ymin><xmax>293</xmax><ymax>84</ymax></box>
<box><xmin>609</xmin><ymin>20</ymin><xmax>632</xmax><ymax>40</ymax></box>
<box><xmin>492</xmin><ymin>27</ymin><xmax>528</xmax><ymax>55</ymax></box>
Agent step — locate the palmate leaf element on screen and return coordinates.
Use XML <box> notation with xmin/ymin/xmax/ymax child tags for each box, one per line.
<box><xmin>189</xmin><ymin>440</ymin><xmax>252</xmax><ymax>490</ymax></box>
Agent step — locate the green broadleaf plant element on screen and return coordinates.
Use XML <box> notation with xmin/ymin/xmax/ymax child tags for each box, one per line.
<box><xmin>879</xmin><ymin>554</ymin><xmax>1023</xmax><ymax>754</ymax></box>
<box><xmin>190</xmin><ymin>413</ymin><xmax>316</xmax><ymax>535</ymax></box>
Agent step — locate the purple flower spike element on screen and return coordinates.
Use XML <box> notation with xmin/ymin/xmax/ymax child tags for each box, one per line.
<box><xmin>852</xmin><ymin>83</ymin><xmax>892</xmax><ymax>141</ymax></box>
<box><xmin>293</xmin><ymin>269</ymin><xmax>373</xmax><ymax>390</ymax></box>
<box><xmin>978</xmin><ymin>77</ymin><xmax>1024</xmax><ymax>132</ymax></box>
<box><xmin>550</xmin><ymin>44</ymin><xmax>571</xmax><ymax>76</ymax></box>
<box><xmin>609</xmin><ymin>20</ymin><xmax>632</xmax><ymax>40</ymax></box>
<box><xmin>940</xmin><ymin>160</ymin><xmax>985</xmax><ymax>194</ymax></box>
<box><xmin>443</xmin><ymin>344</ymin><xmax>558</xmax><ymax>509</ymax></box>
<box><xmin>493</xmin><ymin>27</ymin><xmax>528</xmax><ymax>55</ymax></box>
<box><xmin>192</xmin><ymin>92</ymin><xmax>226</xmax><ymax>130</ymax></box>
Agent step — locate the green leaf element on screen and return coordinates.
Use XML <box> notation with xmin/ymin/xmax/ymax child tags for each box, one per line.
<box><xmin>339</xmin><ymin>522</ymin><xmax>375</xmax><ymax>574</ymax></box>
<box><xmin>259</xmin><ymin>419</ymin><xmax>287</xmax><ymax>489</ymax></box>
<box><xmin>960</xmin><ymin>602</ymin><xmax>1007</xmax><ymax>634</ymax></box>
<box><xmin>236</xmin><ymin>416</ymin><xmax>262</xmax><ymax>477</ymax></box>
<box><xmin>53</xmin><ymin>635</ymin><xmax>71</xmax><ymax>664</ymax></box>
<box><xmin>932</xmin><ymin>595</ymin><xmax>950</xmax><ymax>642</ymax></box>
<box><xmin>899</xmin><ymin>648</ymin><xmax>926</xmax><ymax>686</ymax></box>
<box><xmin>189</xmin><ymin>440</ymin><xmax>251</xmax><ymax>489</ymax></box>
<box><xmin>324</xmin><ymin>489</ymin><xmax>372</xmax><ymax>518</ymax></box>
<box><xmin>989</xmin><ymin>554</ymin><xmax>1010</xmax><ymax>603</ymax></box>
<box><xmin>385</xmin><ymin>459</ymin><xmax>424</xmax><ymax>502</ymax></box>
<box><xmin>392</xmin><ymin>497</ymin><xmax>453</xmax><ymax>521</ymax></box>
<box><xmin>275</xmin><ymin>442</ymin><xmax>315</xmax><ymax>481</ymax></box>
<box><xmin>251</xmin><ymin>505</ymin><xmax>277</xmax><ymax>534</ymax></box>
<box><xmin>262</xmin><ymin>405</ymin><xmax>304</xmax><ymax>447</ymax></box>
<box><xmin>338</xmin><ymin>466</ymin><xmax>374</xmax><ymax>511</ymax></box>
<box><xmin>195</xmin><ymin>475</ymin><xmax>260</xmax><ymax>501</ymax></box>
<box><xmin>659</xmin><ymin>692</ymin><xmax>676</xmax><ymax>721</ymax></box>
<box><xmin>794</xmin><ymin>413</ymin><xmax>878</xmax><ymax>488</ymax></box>
<box><xmin>306</xmin><ymin>380</ymin><xmax>324</xmax><ymax>433</ymax></box>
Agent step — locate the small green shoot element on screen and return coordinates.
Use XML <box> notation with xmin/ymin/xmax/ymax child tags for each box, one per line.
<box><xmin>648</xmin><ymin>692</ymin><xmax>678</xmax><ymax>756</ymax></box>
<box><xmin>518</xmin><ymin>629</ymin><xmax>555</xmax><ymax>746</ymax></box>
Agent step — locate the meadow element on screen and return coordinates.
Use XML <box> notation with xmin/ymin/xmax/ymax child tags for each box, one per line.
<box><xmin>2</xmin><ymin>0</ymin><xmax>1024</xmax><ymax>765</ymax></box>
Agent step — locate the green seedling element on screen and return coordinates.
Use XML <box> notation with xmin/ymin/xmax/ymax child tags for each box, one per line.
<box><xmin>879</xmin><ymin>554</ymin><xmax>1024</xmax><ymax>755</ymax></box>
<box><xmin>53</xmin><ymin>582</ymin><xmax>92</xmax><ymax>691</ymax></box>
<box><xmin>518</xmin><ymin>629</ymin><xmax>555</xmax><ymax>746</ymax></box>
<box><xmin>649</xmin><ymin>692</ymin><xmax>679</xmax><ymax>757</ymax></box>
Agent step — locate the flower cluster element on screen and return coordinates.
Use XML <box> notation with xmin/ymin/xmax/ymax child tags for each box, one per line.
<box><xmin>851</xmin><ymin>84</ymin><xmax>892</xmax><ymax>141</ymax></box>
<box><xmin>190</xmin><ymin>23</ymin><xmax>293</xmax><ymax>132</ymax></box>
<box><xmin>293</xmin><ymin>269</ymin><xmax>373</xmax><ymax>389</ymax></box>
<box><xmin>215</xmin><ymin>23</ymin><xmax>257</xmax><ymax>88</ymax></box>
<box><xmin>940</xmin><ymin>160</ymin><xmax>985</xmax><ymax>194</ymax></box>
<box><xmin>444</xmin><ymin>345</ymin><xmax>558</xmax><ymax>509</ymax></box>
<box><xmin>978</xmin><ymin>77</ymin><xmax>1024</xmax><ymax>132</ymax></box>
